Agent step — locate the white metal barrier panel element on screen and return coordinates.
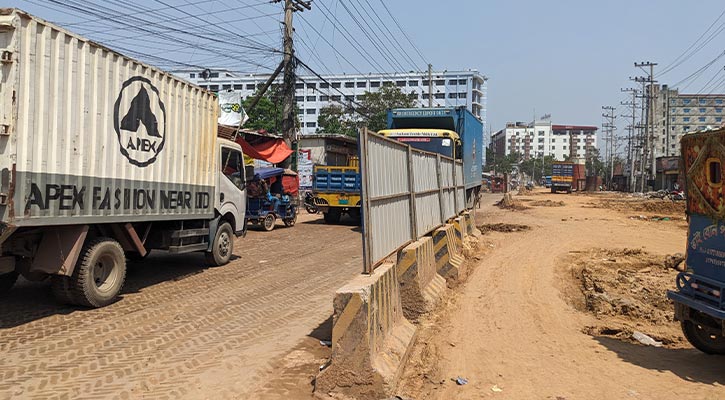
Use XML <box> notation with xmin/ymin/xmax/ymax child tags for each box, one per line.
<box><xmin>360</xmin><ymin>128</ymin><xmax>467</xmax><ymax>274</ymax></box>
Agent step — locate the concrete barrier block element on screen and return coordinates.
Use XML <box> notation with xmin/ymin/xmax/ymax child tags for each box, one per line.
<box><xmin>462</xmin><ymin>210</ymin><xmax>481</xmax><ymax>237</ymax></box>
<box><xmin>432</xmin><ymin>224</ymin><xmax>466</xmax><ymax>285</ymax></box>
<box><xmin>452</xmin><ymin>216</ymin><xmax>466</xmax><ymax>248</ymax></box>
<box><xmin>316</xmin><ymin>261</ymin><xmax>416</xmax><ymax>399</ymax></box>
<box><xmin>396</xmin><ymin>237</ymin><xmax>446</xmax><ymax>322</ymax></box>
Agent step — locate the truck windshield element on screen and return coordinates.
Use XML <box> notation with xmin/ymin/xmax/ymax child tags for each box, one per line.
<box><xmin>392</xmin><ymin>137</ymin><xmax>454</xmax><ymax>158</ymax></box>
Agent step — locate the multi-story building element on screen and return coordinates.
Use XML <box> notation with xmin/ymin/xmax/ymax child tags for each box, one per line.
<box><xmin>651</xmin><ymin>85</ymin><xmax>725</xmax><ymax>157</ymax></box>
<box><xmin>490</xmin><ymin>120</ymin><xmax>597</xmax><ymax>162</ymax></box>
<box><xmin>172</xmin><ymin>69</ymin><xmax>488</xmax><ymax>136</ymax></box>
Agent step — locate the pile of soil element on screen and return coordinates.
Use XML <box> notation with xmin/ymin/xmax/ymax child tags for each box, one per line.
<box><xmin>495</xmin><ymin>193</ymin><xmax>530</xmax><ymax>211</ymax></box>
<box><xmin>560</xmin><ymin>248</ymin><xmax>687</xmax><ymax>347</ymax></box>
<box><xmin>591</xmin><ymin>199</ymin><xmax>685</xmax><ymax>215</ymax></box>
<box><xmin>530</xmin><ymin>200</ymin><xmax>565</xmax><ymax>207</ymax></box>
<box><xmin>478</xmin><ymin>223</ymin><xmax>530</xmax><ymax>234</ymax></box>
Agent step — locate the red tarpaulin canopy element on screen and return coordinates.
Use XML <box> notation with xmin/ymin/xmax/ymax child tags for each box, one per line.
<box><xmin>238</xmin><ymin>137</ymin><xmax>292</xmax><ymax>164</ymax></box>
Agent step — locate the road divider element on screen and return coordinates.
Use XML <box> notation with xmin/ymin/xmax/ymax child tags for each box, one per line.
<box><xmin>433</xmin><ymin>224</ymin><xmax>466</xmax><ymax>285</ymax></box>
<box><xmin>396</xmin><ymin>237</ymin><xmax>446</xmax><ymax>321</ymax></box>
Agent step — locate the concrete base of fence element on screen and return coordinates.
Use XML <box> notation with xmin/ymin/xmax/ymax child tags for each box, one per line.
<box><xmin>462</xmin><ymin>210</ymin><xmax>481</xmax><ymax>237</ymax></box>
<box><xmin>432</xmin><ymin>224</ymin><xmax>466</xmax><ymax>285</ymax></box>
<box><xmin>316</xmin><ymin>261</ymin><xmax>416</xmax><ymax>399</ymax></box>
<box><xmin>396</xmin><ymin>237</ymin><xmax>446</xmax><ymax>322</ymax></box>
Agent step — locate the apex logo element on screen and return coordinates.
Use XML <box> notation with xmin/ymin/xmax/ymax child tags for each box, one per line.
<box><xmin>114</xmin><ymin>76</ymin><xmax>167</xmax><ymax>167</ymax></box>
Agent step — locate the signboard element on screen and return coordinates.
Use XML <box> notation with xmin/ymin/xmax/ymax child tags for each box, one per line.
<box><xmin>218</xmin><ymin>91</ymin><xmax>247</xmax><ymax>127</ymax></box>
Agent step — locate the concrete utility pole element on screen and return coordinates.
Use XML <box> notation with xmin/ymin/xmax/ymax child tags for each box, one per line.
<box><xmin>602</xmin><ymin>106</ymin><xmax>617</xmax><ymax>185</ymax></box>
<box><xmin>634</xmin><ymin>62</ymin><xmax>657</xmax><ymax>191</ymax></box>
<box><xmin>621</xmin><ymin>88</ymin><xmax>638</xmax><ymax>192</ymax></box>
<box><xmin>631</xmin><ymin>76</ymin><xmax>648</xmax><ymax>192</ymax></box>
<box><xmin>428</xmin><ymin>64</ymin><xmax>433</xmax><ymax>107</ymax></box>
<box><xmin>275</xmin><ymin>0</ymin><xmax>311</xmax><ymax>169</ymax></box>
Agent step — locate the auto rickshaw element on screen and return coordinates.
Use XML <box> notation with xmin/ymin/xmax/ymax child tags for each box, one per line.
<box><xmin>246</xmin><ymin>167</ymin><xmax>299</xmax><ymax>231</ymax></box>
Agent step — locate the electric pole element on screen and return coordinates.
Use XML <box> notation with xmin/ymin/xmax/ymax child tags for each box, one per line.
<box><xmin>635</xmin><ymin>62</ymin><xmax>657</xmax><ymax>191</ymax></box>
<box><xmin>621</xmin><ymin>87</ymin><xmax>638</xmax><ymax>192</ymax></box>
<box><xmin>274</xmin><ymin>0</ymin><xmax>311</xmax><ymax>169</ymax></box>
<box><xmin>428</xmin><ymin>64</ymin><xmax>433</xmax><ymax>107</ymax></box>
<box><xmin>602</xmin><ymin>106</ymin><xmax>617</xmax><ymax>186</ymax></box>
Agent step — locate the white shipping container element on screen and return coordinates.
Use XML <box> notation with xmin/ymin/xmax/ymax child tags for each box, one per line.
<box><xmin>0</xmin><ymin>8</ymin><xmax>219</xmax><ymax>227</ymax></box>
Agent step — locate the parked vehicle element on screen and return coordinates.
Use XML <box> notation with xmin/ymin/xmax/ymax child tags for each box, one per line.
<box><xmin>551</xmin><ymin>163</ymin><xmax>574</xmax><ymax>193</ymax></box>
<box><xmin>667</xmin><ymin>128</ymin><xmax>725</xmax><ymax>354</ymax></box>
<box><xmin>246</xmin><ymin>168</ymin><xmax>298</xmax><ymax>231</ymax></box>
<box><xmin>0</xmin><ymin>9</ymin><xmax>247</xmax><ymax>307</ymax></box>
<box><xmin>543</xmin><ymin>176</ymin><xmax>552</xmax><ymax>188</ymax></box>
<box><xmin>381</xmin><ymin>107</ymin><xmax>484</xmax><ymax>208</ymax></box>
<box><xmin>313</xmin><ymin>159</ymin><xmax>361</xmax><ymax>224</ymax></box>
<box><xmin>303</xmin><ymin>191</ymin><xmax>319</xmax><ymax>214</ymax></box>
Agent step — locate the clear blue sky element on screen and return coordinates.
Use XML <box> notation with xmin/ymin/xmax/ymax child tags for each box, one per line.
<box><xmin>12</xmin><ymin>0</ymin><xmax>725</xmax><ymax>143</ymax></box>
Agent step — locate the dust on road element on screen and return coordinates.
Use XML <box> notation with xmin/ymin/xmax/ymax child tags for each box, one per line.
<box><xmin>399</xmin><ymin>190</ymin><xmax>725</xmax><ymax>400</ymax></box>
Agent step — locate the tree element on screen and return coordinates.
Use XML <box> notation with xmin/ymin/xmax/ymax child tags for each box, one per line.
<box><xmin>241</xmin><ymin>87</ymin><xmax>299</xmax><ymax>133</ymax></box>
<box><xmin>316</xmin><ymin>105</ymin><xmax>356</xmax><ymax>136</ymax></box>
<box><xmin>485</xmin><ymin>151</ymin><xmax>520</xmax><ymax>175</ymax></box>
<box><xmin>358</xmin><ymin>84</ymin><xmax>415</xmax><ymax>132</ymax></box>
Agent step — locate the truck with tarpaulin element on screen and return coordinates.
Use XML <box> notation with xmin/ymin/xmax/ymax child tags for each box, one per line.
<box><xmin>380</xmin><ymin>107</ymin><xmax>483</xmax><ymax>207</ymax></box>
<box><xmin>667</xmin><ymin>127</ymin><xmax>725</xmax><ymax>354</ymax></box>
<box><xmin>0</xmin><ymin>9</ymin><xmax>248</xmax><ymax>307</ymax></box>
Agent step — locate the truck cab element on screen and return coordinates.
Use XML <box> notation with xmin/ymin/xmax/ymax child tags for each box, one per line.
<box><xmin>667</xmin><ymin>128</ymin><xmax>725</xmax><ymax>354</ymax></box>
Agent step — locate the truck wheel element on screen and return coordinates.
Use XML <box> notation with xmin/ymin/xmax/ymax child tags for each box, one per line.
<box><xmin>263</xmin><ymin>214</ymin><xmax>276</xmax><ymax>231</ymax></box>
<box><xmin>681</xmin><ymin>320</ymin><xmax>725</xmax><ymax>354</ymax></box>
<box><xmin>0</xmin><ymin>271</ymin><xmax>18</xmax><ymax>294</ymax></box>
<box><xmin>323</xmin><ymin>210</ymin><xmax>341</xmax><ymax>224</ymax></box>
<box><xmin>551</xmin><ymin>187</ymin><xmax>556</xmax><ymax>193</ymax></box>
<box><xmin>206</xmin><ymin>222</ymin><xmax>234</xmax><ymax>266</ymax></box>
<box><xmin>52</xmin><ymin>237</ymin><xmax>126</xmax><ymax>308</ymax></box>
<box><xmin>349</xmin><ymin>208</ymin><xmax>362</xmax><ymax>225</ymax></box>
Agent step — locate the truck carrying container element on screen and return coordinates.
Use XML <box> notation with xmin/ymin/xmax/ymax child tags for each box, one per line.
<box><xmin>0</xmin><ymin>9</ymin><xmax>248</xmax><ymax>307</ymax></box>
<box><xmin>381</xmin><ymin>107</ymin><xmax>483</xmax><ymax>208</ymax></box>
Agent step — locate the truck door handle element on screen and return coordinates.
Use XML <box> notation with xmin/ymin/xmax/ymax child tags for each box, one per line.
<box><xmin>220</xmin><ymin>193</ymin><xmax>225</xmax><ymax>202</ymax></box>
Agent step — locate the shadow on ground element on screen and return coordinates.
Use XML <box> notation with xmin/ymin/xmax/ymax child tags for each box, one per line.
<box><xmin>594</xmin><ymin>336</ymin><xmax>725</xmax><ymax>385</ymax></box>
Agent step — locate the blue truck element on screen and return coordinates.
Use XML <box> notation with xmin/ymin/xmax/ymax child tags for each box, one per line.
<box><xmin>667</xmin><ymin>129</ymin><xmax>725</xmax><ymax>354</ymax></box>
<box><xmin>380</xmin><ymin>107</ymin><xmax>483</xmax><ymax>207</ymax></box>
<box><xmin>551</xmin><ymin>162</ymin><xmax>574</xmax><ymax>193</ymax></box>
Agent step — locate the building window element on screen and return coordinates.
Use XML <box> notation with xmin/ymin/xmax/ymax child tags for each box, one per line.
<box><xmin>295</xmin><ymin>83</ymin><xmax>304</xmax><ymax>89</ymax></box>
<box><xmin>396</xmin><ymin>81</ymin><xmax>406</xmax><ymax>87</ymax></box>
<box><xmin>370</xmin><ymin>81</ymin><xmax>381</xmax><ymax>88</ymax></box>
<box><xmin>684</xmin><ymin>108</ymin><xmax>690</xmax><ymax>113</ymax></box>
<box><xmin>699</xmin><ymin>126</ymin><xmax>706</xmax><ymax>130</ymax></box>
<box><xmin>448</xmin><ymin>93</ymin><xmax>457</xmax><ymax>99</ymax></box>
<box><xmin>551</xmin><ymin>146</ymin><xmax>556</xmax><ymax>150</ymax></box>
<box><xmin>222</xmin><ymin>84</ymin><xmax>231</xmax><ymax>90</ymax></box>
<box><xmin>458</xmin><ymin>79</ymin><xmax>467</xmax><ymax>85</ymax></box>
<box><xmin>448</xmin><ymin>79</ymin><xmax>457</xmax><ymax>85</ymax></box>
<box><xmin>331</xmin><ymin>95</ymin><xmax>341</xmax><ymax>101</ymax></box>
<box><xmin>434</xmin><ymin>79</ymin><xmax>445</xmax><ymax>85</ymax></box>
<box><xmin>408</xmin><ymin>80</ymin><xmax>418</xmax><ymax>86</ymax></box>
<box><xmin>671</xmin><ymin>117</ymin><xmax>676</xmax><ymax>122</ymax></box>
<box><xmin>563</xmin><ymin>146</ymin><xmax>567</xmax><ymax>150</ymax></box>
<box><xmin>458</xmin><ymin>92</ymin><xmax>467</xmax><ymax>99</ymax></box>
<box><xmin>383</xmin><ymin>81</ymin><xmax>394</xmax><ymax>86</ymax></box>
<box><xmin>246</xmin><ymin>84</ymin><xmax>256</xmax><ymax>90</ymax></box>
<box><xmin>189</xmin><ymin>73</ymin><xmax>196</xmax><ymax>78</ymax></box>
<box><xmin>209</xmin><ymin>85</ymin><xmax>219</xmax><ymax>91</ymax></box>
<box><xmin>683</xmin><ymin>99</ymin><xmax>691</xmax><ymax>105</ymax></box>
<box><xmin>307</xmin><ymin>83</ymin><xmax>316</xmax><ymax>89</ymax></box>
<box><xmin>551</xmin><ymin>138</ymin><xmax>556</xmax><ymax>142</ymax></box>
<box><xmin>306</xmin><ymin>109</ymin><xmax>316</xmax><ymax>115</ymax></box>
<box><xmin>295</xmin><ymin>96</ymin><xmax>304</xmax><ymax>102</ymax></box>
<box><xmin>538</xmin><ymin>137</ymin><xmax>544</xmax><ymax>143</ymax></box>
<box><xmin>233</xmin><ymin>84</ymin><xmax>243</xmax><ymax>90</ymax></box>
<box><xmin>717</xmin><ymin>117</ymin><xmax>723</xmax><ymax>122</ymax></box>
<box><xmin>306</xmin><ymin>96</ymin><xmax>316</xmax><ymax>101</ymax></box>
<box><xmin>716</xmin><ymin>99</ymin><xmax>723</xmax><ymax>104</ymax></box>
<box><xmin>209</xmin><ymin>72</ymin><xmax>219</xmax><ymax>78</ymax></box>
<box><xmin>344</xmin><ymin>82</ymin><xmax>354</xmax><ymax>88</ymax></box>
<box><xmin>434</xmin><ymin>93</ymin><xmax>445</xmax><ymax>99</ymax></box>
<box><xmin>332</xmin><ymin>82</ymin><xmax>341</xmax><ymax>88</ymax></box>
<box><xmin>297</xmin><ymin>109</ymin><xmax>304</xmax><ymax>114</ymax></box>
<box><xmin>199</xmin><ymin>85</ymin><xmax>207</xmax><ymax>89</ymax></box>
<box><xmin>699</xmin><ymin>117</ymin><xmax>706</xmax><ymax>122</ymax></box>
<box><xmin>357</xmin><ymin>82</ymin><xmax>367</xmax><ymax>88</ymax></box>
<box><xmin>345</xmin><ymin>95</ymin><xmax>354</xmax><ymax>101</ymax></box>
<box><xmin>671</xmin><ymin>99</ymin><xmax>676</xmax><ymax>105</ymax></box>
<box><xmin>422</xmin><ymin>93</ymin><xmax>430</xmax><ymax>99</ymax></box>
<box><xmin>700</xmin><ymin>99</ymin><xmax>707</xmax><ymax>105</ymax></box>
<box><xmin>320</xmin><ymin>82</ymin><xmax>329</xmax><ymax>88</ymax></box>
<box><xmin>684</xmin><ymin>126</ymin><xmax>691</xmax><ymax>131</ymax></box>
<box><xmin>717</xmin><ymin>108</ymin><xmax>723</xmax><ymax>113</ymax></box>
<box><xmin>320</xmin><ymin>95</ymin><xmax>329</xmax><ymax>101</ymax></box>
<box><xmin>306</xmin><ymin>122</ymin><xmax>316</xmax><ymax>128</ymax></box>
<box><xmin>700</xmin><ymin>107</ymin><xmax>707</xmax><ymax>113</ymax></box>
<box><xmin>683</xmin><ymin>117</ymin><xmax>690</xmax><ymax>122</ymax></box>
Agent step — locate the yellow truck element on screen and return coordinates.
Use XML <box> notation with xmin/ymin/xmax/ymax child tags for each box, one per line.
<box><xmin>312</xmin><ymin>158</ymin><xmax>361</xmax><ymax>224</ymax></box>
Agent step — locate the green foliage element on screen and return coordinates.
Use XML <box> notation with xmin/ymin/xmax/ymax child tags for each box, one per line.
<box><xmin>484</xmin><ymin>150</ymin><xmax>521</xmax><ymax>175</ymax></box>
<box><xmin>519</xmin><ymin>155</ymin><xmax>555</xmax><ymax>182</ymax></box>
<box><xmin>316</xmin><ymin>84</ymin><xmax>415</xmax><ymax>136</ymax></box>
<box><xmin>316</xmin><ymin>105</ymin><xmax>356</xmax><ymax>137</ymax></box>
<box><xmin>241</xmin><ymin>87</ymin><xmax>299</xmax><ymax>133</ymax></box>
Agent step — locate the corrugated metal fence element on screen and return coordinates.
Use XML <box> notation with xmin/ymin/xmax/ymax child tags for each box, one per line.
<box><xmin>360</xmin><ymin>128</ymin><xmax>466</xmax><ymax>273</ymax></box>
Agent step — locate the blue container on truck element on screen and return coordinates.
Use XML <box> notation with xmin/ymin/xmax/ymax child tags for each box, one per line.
<box><xmin>382</xmin><ymin>107</ymin><xmax>483</xmax><ymax>207</ymax></box>
<box><xmin>667</xmin><ymin>128</ymin><xmax>725</xmax><ymax>354</ymax></box>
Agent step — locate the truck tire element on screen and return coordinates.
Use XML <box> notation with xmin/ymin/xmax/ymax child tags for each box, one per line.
<box><xmin>52</xmin><ymin>237</ymin><xmax>126</xmax><ymax>308</ymax></box>
<box><xmin>551</xmin><ymin>187</ymin><xmax>556</xmax><ymax>193</ymax></box>
<box><xmin>681</xmin><ymin>320</ymin><xmax>725</xmax><ymax>355</ymax></box>
<box><xmin>323</xmin><ymin>209</ymin><xmax>341</xmax><ymax>224</ymax></box>
<box><xmin>0</xmin><ymin>271</ymin><xmax>18</xmax><ymax>294</ymax></box>
<box><xmin>206</xmin><ymin>222</ymin><xmax>234</xmax><ymax>266</ymax></box>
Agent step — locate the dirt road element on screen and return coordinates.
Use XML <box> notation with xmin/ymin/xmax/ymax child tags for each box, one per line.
<box><xmin>400</xmin><ymin>191</ymin><xmax>725</xmax><ymax>400</ymax></box>
<box><xmin>0</xmin><ymin>213</ymin><xmax>359</xmax><ymax>400</ymax></box>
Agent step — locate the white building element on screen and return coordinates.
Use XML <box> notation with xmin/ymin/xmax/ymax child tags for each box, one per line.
<box><xmin>491</xmin><ymin>120</ymin><xmax>597</xmax><ymax>162</ymax></box>
<box><xmin>172</xmin><ymin>69</ymin><xmax>487</xmax><ymax>136</ymax></box>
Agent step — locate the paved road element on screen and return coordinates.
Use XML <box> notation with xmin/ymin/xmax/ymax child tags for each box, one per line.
<box><xmin>0</xmin><ymin>213</ymin><xmax>362</xmax><ymax>400</ymax></box>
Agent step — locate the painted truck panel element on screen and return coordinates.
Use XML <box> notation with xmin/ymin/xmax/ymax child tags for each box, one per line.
<box><xmin>386</xmin><ymin>107</ymin><xmax>483</xmax><ymax>191</ymax></box>
<box><xmin>552</xmin><ymin>163</ymin><xmax>574</xmax><ymax>187</ymax></box>
<box><xmin>0</xmin><ymin>9</ymin><xmax>218</xmax><ymax>227</ymax></box>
